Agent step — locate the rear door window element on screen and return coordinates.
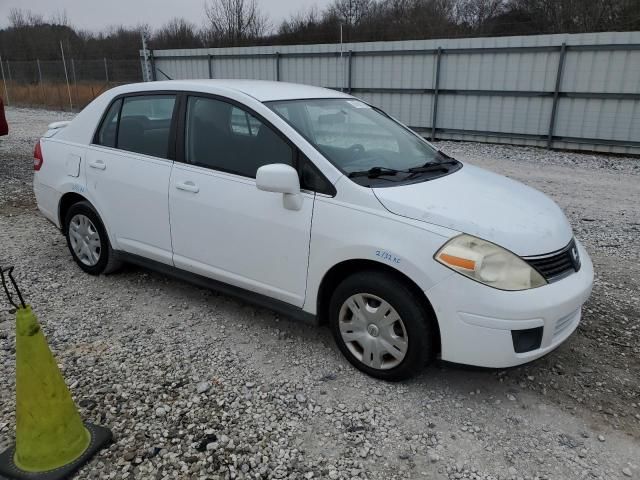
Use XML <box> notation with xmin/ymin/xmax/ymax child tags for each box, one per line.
<box><xmin>116</xmin><ymin>95</ymin><xmax>176</xmax><ymax>159</ymax></box>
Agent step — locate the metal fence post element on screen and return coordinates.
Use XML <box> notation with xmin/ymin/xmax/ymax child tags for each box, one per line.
<box><xmin>348</xmin><ymin>50</ymin><xmax>353</xmax><ymax>94</ymax></box>
<box><xmin>547</xmin><ymin>42</ymin><xmax>567</xmax><ymax>149</ymax></box>
<box><xmin>208</xmin><ymin>54</ymin><xmax>213</xmax><ymax>79</ymax></box>
<box><xmin>275</xmin><ymin>52</ymin><xmax>280</xmax><ymax>81</ymax></box>
<box><xmin>60</xmin><ymin>41</ymin><xmax>73</xmax><ymax>110</ymax></box>
<box><xmin>6</xmin><ymin>60</ymin><xmax>12</xmax><ymax>82</ymax></box>
<box><xmin>431</xmin><ymin>47</ymin><xmax>443</xmax><ymax>141</ymax></box>
<box><xmin>36</xmin><ymin>59</ymin><xmax>43</xmax><ymax>83</ymax></box>
<box><xmin>104</xmin><ymin>57</ymin><xmax>109</xmax><ymax>84</ymax></box>
<box><xmin>71</xmin><ymin>58</ymin><xmax>79</xmax><ymax>108</ymax></box>
<box><xmin>0</xmin><ymin>55</ymin><xmax>9</xmax><ymax>105</ymax></box>
<box><xmin>36</xmin><ymin>58</ymin><xmax>45</xmax><ymax>104</ymax></box>
<box><xmin>140</xmin><ymin>32</ymin><xmax>155</xmax><ymax>82</ymax></box>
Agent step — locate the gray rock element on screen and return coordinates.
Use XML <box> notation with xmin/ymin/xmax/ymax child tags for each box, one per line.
<box><xmin>196</xmin><ymin>381</ymin><xmax>211</xmax><ymax>394</ymax></box>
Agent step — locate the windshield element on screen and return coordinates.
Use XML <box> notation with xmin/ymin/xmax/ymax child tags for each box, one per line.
<box><xmin>266</xmin><ymin>98</ymin><xmax>454</xmax><ymax>182</ymax></box>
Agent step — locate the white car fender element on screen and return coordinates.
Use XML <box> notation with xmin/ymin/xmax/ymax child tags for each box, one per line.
<box><xmin>303</xmin><ymin>187</ymin><xmax>458</xmax><ymax>315</ymax></box>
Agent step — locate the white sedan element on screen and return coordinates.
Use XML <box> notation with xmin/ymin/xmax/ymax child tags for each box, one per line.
<box><xmin>33</xmin><ymin>80</ymin><xmax>593</xmax><ymax>380</ymax></box>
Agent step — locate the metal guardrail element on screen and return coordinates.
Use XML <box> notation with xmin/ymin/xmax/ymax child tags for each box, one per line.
<box><xmin>142</xmin><ymin>42</ymin><xmax>640</xmax><ymax>151</ymax></box>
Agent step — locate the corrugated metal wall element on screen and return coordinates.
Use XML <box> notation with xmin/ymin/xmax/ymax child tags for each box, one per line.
<box><xmin>144</xmin><ymin>32</ymin><xmax>640</xmax><ymax>155</ymax></box>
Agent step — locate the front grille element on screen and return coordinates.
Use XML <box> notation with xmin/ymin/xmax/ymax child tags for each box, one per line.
<box><xmin>524</xmin><ymin>239</ymin><xmax>581</xmax><ymax>282</ymax></box>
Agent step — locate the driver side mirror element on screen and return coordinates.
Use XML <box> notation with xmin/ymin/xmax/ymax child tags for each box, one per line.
<box><xmin>256</xmin><ymin>164</ymin><xmax>303</xmax><ymax>211</ymax></box>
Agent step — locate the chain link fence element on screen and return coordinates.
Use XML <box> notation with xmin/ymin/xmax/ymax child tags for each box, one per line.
<box><xmin>0</xmin><ymin>58</ymin><xmax>142</xmax><ymax>111</ymax></box>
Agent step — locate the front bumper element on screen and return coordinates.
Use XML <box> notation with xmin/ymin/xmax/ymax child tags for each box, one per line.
<box><xmin>425</xmin><ymin>240</ymin><xmax>594</xmax><ymax>368</ymax></box>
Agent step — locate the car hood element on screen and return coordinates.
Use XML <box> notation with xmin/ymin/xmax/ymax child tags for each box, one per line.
<box><xmin>373</xmin><ymin>164</ymin><xmax>573</xmax><ymax>256</ymax></box>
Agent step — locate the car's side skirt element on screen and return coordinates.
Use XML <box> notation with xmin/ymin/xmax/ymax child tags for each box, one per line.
<box><xmin>115</xmin><ymin>251</ymin><xmax>319</xmax><ymax>326</ymax></box>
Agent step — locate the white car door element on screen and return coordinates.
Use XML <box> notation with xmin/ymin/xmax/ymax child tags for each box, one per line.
<box><xmin>169</xmin><ymin>95</ymin><xmax>314</xmax><ymax>307</ymax></box>
<box><xmin>85</xmin><ymin>94</ymin><xmax>176</xmax><ymax>264</ymax></box>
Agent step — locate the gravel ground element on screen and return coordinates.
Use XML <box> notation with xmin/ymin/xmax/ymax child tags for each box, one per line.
<box><xmin>0</xmin><ymin>107</ymin><xmax>639</xmax><ymax>480</ymax></box>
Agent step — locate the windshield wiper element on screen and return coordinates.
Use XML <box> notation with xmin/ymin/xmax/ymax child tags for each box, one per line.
<box><xmin>348</xmin><ymin>158</ymin><xmax>459</xmax><ymax>180</ymax></box>
<box><xmin>407</xmin><ymin>159</ymin><xmax>458</xmax><ymax>173</ymax></box>
<box><xmin>347</xmin><ymin>166</ymin><xmax>405</xmax><ymax>178</ymax></box>
<box><xmin>402</xmin><ymin>159</ymin><xmax>459</xmax><ymax>180</ymax></box>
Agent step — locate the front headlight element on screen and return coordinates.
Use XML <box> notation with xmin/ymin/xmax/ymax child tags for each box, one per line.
<box><xmin>435</xmin><ymin>234</ymin><xmax>547</xmax><ymax>291</ymax></box>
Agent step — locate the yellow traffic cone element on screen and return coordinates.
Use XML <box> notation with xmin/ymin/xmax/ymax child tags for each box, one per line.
<box><xmin>0</xmin><ymin>268</ymin><xmax>111</xmax><ymax>480</ymax></box>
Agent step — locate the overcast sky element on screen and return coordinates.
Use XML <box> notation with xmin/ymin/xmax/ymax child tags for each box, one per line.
<box><xmin>0</xmin><ymin>0</ymin><xmax>333</xmax><ymax>31</ymax></box>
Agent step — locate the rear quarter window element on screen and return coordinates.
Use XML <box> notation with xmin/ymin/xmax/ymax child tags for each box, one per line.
<box><xmin>95</xmin><ymin>99</ymin><xmax>122</xmax><ymax>148</ymax></box>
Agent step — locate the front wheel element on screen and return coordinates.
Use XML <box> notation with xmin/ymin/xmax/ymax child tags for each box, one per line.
<box><xmin>329</xmin><ymin>271</ymin><xmax>435</xmax><ymax>381</ymax></box>
<box><xmin>64</xmin><ymin>201</ymin><xmax>121</xmax><ymax>275</ymax></box>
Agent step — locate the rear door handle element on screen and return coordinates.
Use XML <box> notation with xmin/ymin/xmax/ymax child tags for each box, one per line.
<box><xmin>175</xmin><ymin>181</ymin><xmax>199</xmax><ymax>193</ymax></box>
<box><xmin>89</xmin><ymin>160</ymin><xmax>106</xmax><ymax>170</ymax></box>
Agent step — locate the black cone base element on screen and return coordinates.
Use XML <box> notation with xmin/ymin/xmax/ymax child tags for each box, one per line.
<box><xmin>0</xmin><ymin>423</ymin><xmax>112</xmax><ymax>480</ymax></box>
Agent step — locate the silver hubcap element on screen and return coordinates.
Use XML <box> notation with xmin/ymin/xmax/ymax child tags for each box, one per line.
<box><xmin>338</xmin><ymin>293</ymin><xmax>408</xmax><ymax>370</ymax></box>
<box><xmin>69</xmin><ymin>214</ymin><xmax>101</xmax><ymax>266</ymax></box>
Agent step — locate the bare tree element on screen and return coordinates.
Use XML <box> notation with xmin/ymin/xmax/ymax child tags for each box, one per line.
<box><xmin>411</xmin><ymin>0</ymin><xmax>457</xmax><ymax>35</ymax></box>
<box><xmin>279</xmin><ymin>7</ymin><xmax>320</xmax><ymax>34</ymax></box>
<box><xmin>8</xmin><ymin>8</ymin><xmax>26</xmax><ymax>28</ymax></box>
<box><xmin>361</xmin><ymin>0</ymin><xmax>457</xmax><ymax>40</ymax></box>
<box><xmin>8</xmin><ymin>8</ymin><xmax>45</xmax><ymax>28</ymax></box>
<box><xmin>511</xmin><ymin>0</ymin><xmax>632</xmax><ymax>33</ymax></box>
<box><xmin>49</xmin><ymin>10</ymin><xmax>70</xmax><ymax>27</ymax></box>
<box><xmin>329</xmin><ymin>0</ymin><xmax>373</xmax><ymax>26</ymax></box>
<box><xmin>155</xmin><ymin>18</ymin><xmax>202</xmax><ymax>49</ymax></box>
<box><xmin>455</xmin><ymin>0</ymin><xmax>507</xmax><ymax>31</ymax></box>
<box><xmin>204</xmin><ymin>0</ymin><xmax>269</xmax><ymax>46</ymax></box>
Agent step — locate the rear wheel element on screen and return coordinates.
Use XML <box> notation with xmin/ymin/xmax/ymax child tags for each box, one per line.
<box><xmin>64</xmin><ymin>201</ymin><xmax>121</xmax><ymax>275</ymax></box>
<box><xmin>329</xmin><ymin>271</ymin><xmax>435</xmax><ymax>381</ymax></box>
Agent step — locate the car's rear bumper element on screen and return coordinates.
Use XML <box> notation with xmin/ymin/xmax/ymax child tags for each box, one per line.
<box><xmin>33</xmin><ymin>176</ymin><xmax>61</xmax><ymax>228</ymax></box>
<box><xmin>425</xmin><ymin>240</ymin><xmax>593</xmax><ymax>368</ymax></box>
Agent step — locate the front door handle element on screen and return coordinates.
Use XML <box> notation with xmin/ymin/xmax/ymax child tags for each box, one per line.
<box><xmin>89</xmin><ymin>160</ymin><xmax>106</xmax><ymax>170</ymax></box>
<box><xmin>175</xmin><ymin>181</ymin><xmax>199</xmax><ymax>193</ymax></box>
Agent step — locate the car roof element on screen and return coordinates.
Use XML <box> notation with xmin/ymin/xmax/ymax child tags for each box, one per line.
<box><xmin>115</xmin><ymin>79</ymin><xmax>353</xmax><ymax>102</ymax></box>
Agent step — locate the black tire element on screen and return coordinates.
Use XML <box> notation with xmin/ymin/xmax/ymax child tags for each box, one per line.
<box><xmin>64</xmin><ymin>201</ymin><xmax>121</xmax><ymax>275</ymax></box>
<box><xmin>329</xmin><ymin>270</ymin><xmax>435</xmax><ymax>381</ymax></box>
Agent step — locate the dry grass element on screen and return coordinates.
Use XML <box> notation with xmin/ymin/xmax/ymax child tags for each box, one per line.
<box><xmin>1</xmin><ymin>81</ymin><xmax>112</xmax><ymax>110</ymax></box>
